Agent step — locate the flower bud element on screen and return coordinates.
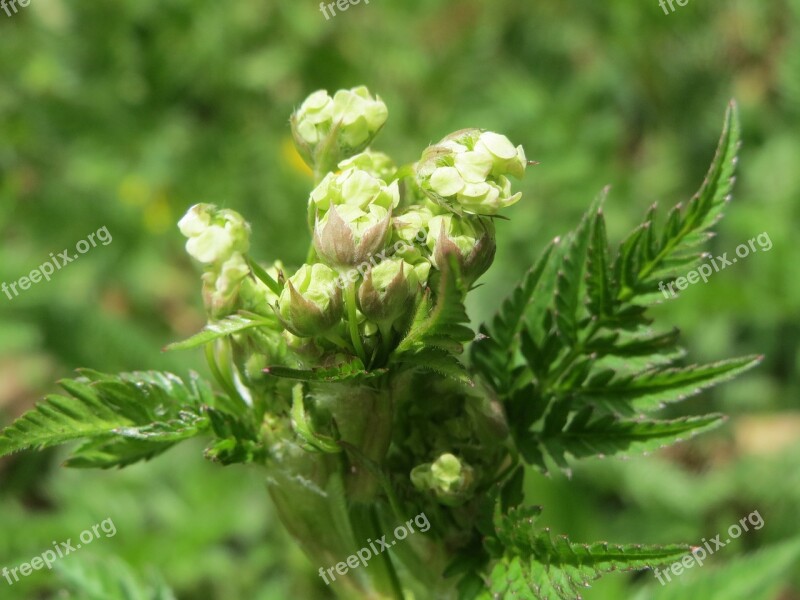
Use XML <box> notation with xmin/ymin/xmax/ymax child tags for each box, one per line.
<box><xmin>410</xmin><ymin>453</ymin><xmax>475</xmax><ymax>507</ymax></box>
<box><xmin>358</xmin><ymin>258</ymin><xmax>422</xmax><ymax>325</ymax></box>
<box><xmin>277</xmin><ymin>264</ymin><xmax>343</xmax><ymax>337</ymax></box>
<box><xmin>426</xmin><ymin>215</ymin><xmax>496</xmax><ymax>284</ymax></box>
<box><xmin>179</xmin><ymin>204</ymin><xmax>250</xmax><ymax>264</ymax></box>
<box><xmin>338</xmin><ymin>150</ymin><xmax>396</xmax><ymax>181</ymax></box>
<box><xmin>310</xmin><ymin>167</ymin><xmax>399</xmax><ymax>215</ymax></box>
<box><xmin>202</xmin><ymin>253</ymin><xmax>250</xmax><ymax>318</ymax></box>
<box><xmin>314</xmin><ymin>203</ymin><xmax>393</xmax><ymax>270</ymax></box>
<box><xmin>415</xmin><ymin>129</ymin><xmax>526</xmax><ymax>215</ymax></box>
<box><xmin>291</xmin><ymin>87</ymin><xmax>388</xmax><ymax>174</ymax></box>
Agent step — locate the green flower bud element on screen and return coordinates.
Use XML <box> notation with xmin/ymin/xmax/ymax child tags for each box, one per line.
<box><xmin>201</xmin><ymin>253</ymin><xmax>250</xmax><ymax>318</ymax></box>
<box><xmin>426</xmin><ymin>214</ymin><xmax>496</xmax><ymax>284</ymax></box>
<box><xmin>410</xmin><ymin>453</ymin><xmax>475</xmax><ymax>507</ymax></box>
<box><xmin>291</xmin><ymin>87</ymin><xmax>388</xmax><ymax>174</ymax></box>
<box><xmin>338</xmin><ymin>150</ymin><xmax>396</xmax><ymax>181</ymax></box>
<box><xmin>358</xmin><ymin>258</ymin><xmax>421</xmax><ymax>324</ymax></box>
<box><xmin>178</xmin><ymin>203</ymin><xmax>250</xmax><ymax>264</ymax></box>
<box><xmin>314</xmin><ymin>204</ymin><xmax>393</xmax><ymax>269</ymax></box>
<box><xmin>415</xmin><ymin>129</ymin><xmax>526</xmax><ymax>215</ymax></box>
<box><xmin>310</xmin><ymin>167</ymin><xmax>399</xmax><ymax>216</ymax></box>
<box><xmin>392</xmin><ymin>206</ymin><xmax>435</xmax><ymax>245</ymax></box>
<box><xmin>277</xmin><ymin>264</ymin><xmax>343</xmax><ymax>337</ymax></box>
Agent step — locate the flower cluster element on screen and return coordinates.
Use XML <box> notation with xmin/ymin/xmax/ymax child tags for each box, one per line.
<box><xmin>416</xmin><ymin>129</ymin><xmax>527</xmax><ymax>215</ymax></box>
<box><xmin>179</xmin><ymin>86</ymin><xmax>528</xmax><ymax>364</ymax></box>
<box><xmin>178</xmin><ymin>204</ymin><xmax>251</xmax><ymax>317</ymax></box>
<box><xmin>291</xmin><ymin>86</ymin><xmax>388</xmax><ymax>176</ymax></box>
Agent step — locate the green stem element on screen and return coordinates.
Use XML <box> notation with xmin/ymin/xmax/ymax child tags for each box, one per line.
<box><xmin>344</xmin><ymin>280</ymin><xmax>367</xmax><ymax>363</ymax></box>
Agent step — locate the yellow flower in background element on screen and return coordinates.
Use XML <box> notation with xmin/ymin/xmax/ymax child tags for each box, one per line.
<box><xmin>282</xmin><ymin>137</ymin><xmax>313</xmax><ymax>178</ymax></box>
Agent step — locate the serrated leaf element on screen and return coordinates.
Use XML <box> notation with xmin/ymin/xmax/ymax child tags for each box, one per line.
<box><xmin>397</xmin><ymin>347</ymin><xmax>473</xmax><ymax>385</ymax></box>
<box><xmin>632</xmin><ymin>537</ymin><xmax>800</xmax><ymax>600</ymax></box>
<box><xmin>472</xmin><ymin>239</ymin><xmax>558</xmax><ymax>394</ymax></box>
<box><xmin>164</xmin><ymin>314</ymin><xmax>274</xmax><ymax>351</ymax></box>
<box><xmin>264</xmin><ymin>358</ymin><xmax>386</xmax><ymax>382</ymax></box>
<box><xmin>482</xmin><ymin>506</ymin><xmax>690</xmax><ymax>600</ymax></box>
<box><xmin>539</xmin><ymin>411</ymin><xmax>725</xmax><ymax>469</ymax></box>
<box><xmin>555</xmin><ymin>189</ymin><xmax>607</xmax><ymax>343</ymax></box>
<box><xmin>396</xmin><ymin>255</ymin><xmax>473</xmax><ymax>355</ymax></box>
<box><xmin>621</xmin><ymin>101</ymin><xmax>740</xmax><ymax>298</ymax></box>
<box><xmin>586</xmin><ymin>207</ymin><xmax>614</xmax><ymax>318</ymax></box>
<box><xmin>0</xmin><ymin>371</ymin><xmax>213</xmax><ymax>461</ymax></box>
<box><xmin>577</xmin><ymin>355</ymin><xmax>761</xmax><ymax>413</ymax></box>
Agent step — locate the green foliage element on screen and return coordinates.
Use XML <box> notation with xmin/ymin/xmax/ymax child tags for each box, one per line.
<box><xmin>482</xmin><ymin>506</ymin><xmax>689</xmax><ymax>600</ymax></box>
<box><xmin>56</xmin><ymin>555</ymin><xmax>177</xmax><ymax>600</ymax></box>
<box><xmin>474</xmin><ymin>104</ymin><xmax>757</xmax><ymax>481</ymax></box>
<box><xmin>395</xmin><ymin>257</ymin><xmax>475</xmax><ymax>383</ymax></box>
<box><xmin>0</xmin><ymin>371</ymin><xmax>215</xmax><ymax>467</ymax></box>
<box><xmin>163</xmin><ymin>314</ymin><xmax>275</xmax><ymax>352</ymax></box>
<box><xmin>632</xmin><ymin>537</ymin><xmax>800</xmax><ymax>600</ymax></box>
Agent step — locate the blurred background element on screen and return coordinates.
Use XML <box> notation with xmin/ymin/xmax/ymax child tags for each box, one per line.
<box><xmin>1</xmin><ymin>1</ymin><xmax>798</xmax><ymax>598</ymax></box>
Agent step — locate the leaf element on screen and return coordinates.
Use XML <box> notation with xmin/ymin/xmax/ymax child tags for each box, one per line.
<box><xmin>619</xmin><ymin>101</ymin><xmax>740</xmax><ymax>299</ymax></box>
<box><xmin>63</xmin><ymin>438</ymin><xmax>175</xmax><ymax>469</ymax></box>
<box><xmin>0</xmin><ymin>371</ymin><xmax>213</xmax><ymax>462</ymax></box>
<box><xmin>290</xmin><ymin>383</ymin><xmax>342</xmax><ymax>453</ymax></box>
<box><xmin>471</xmin><ymin>239</ymin><xmax>559</xmax><ymax>394</ymax></box>
<box><xmin>554</xmin><ymin>189</ymin><xmax>607</xmax><ymax>343</ymax></box>
<box><xmin>163</xmin><ymin>314</ymin><xmax>274</xmax><ymax>351</ymax></box>
<box><xmin>632</xmin><ymin>537</ymin><xmax>800</xmax><ymax>600</ymax></box>
<box><xmin>483</xmin><ymin>505</ymin><xmax>689</xmax><ymax>600</ymax></box>
<box><xmin>264</xmin><ymin>358</ymin><xmax>386</xmax><ymax>382</ymax></box>
<box><xmin>396</xmin><ymin>347</ymin><xmax>473</xmax><ymax>385</ymax></box>
<box><xmin>56</xmin><ymin>554</ymin><xmax>176</xmax><ymax>600</ymax></box>
<box><xmin>538</xmin><ymin>410</ymin><xmax>725</xmax><ymax>470</ymax></box>
<box><xmin>396</xmin><ymin>255</ymin><xmax>473</xmax><ymax>355</ymax></box>
<box><xmin>586</xmin><ymin>206</ymin><xmax>614</xmax><ymax>318</ymax></box>
<box><xmin>577</xmin><ymin>356</ymin><xmax>762</xmax><ymax>414</ymax></box>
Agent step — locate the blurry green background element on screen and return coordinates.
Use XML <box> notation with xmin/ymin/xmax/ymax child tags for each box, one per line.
<box><xmin>1</xmin><ymin>1</ymin><xmax>798</xmax><ymax>598</ymax></box>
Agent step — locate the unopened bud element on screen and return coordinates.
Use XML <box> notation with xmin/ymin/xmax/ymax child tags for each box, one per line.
<box><xmin>410</xmin><ymin>453</ymin><xmax>475</xmax><ymax>506</ymax></box>
<box><xmin>291</xmin><ymin>86</ymin><xmax>388</xmax><ymax>174</ymax></box>
<box><xmin>338</xmin><ymin>150</ymin><xmax>396</xmax><ymax>181</ymax></box>
<box><xmin>179</xmin><ymin>204</ymin><xmax>250</xmax><ymax>264</ymax></box>
<box><xmin>426</xmin><ymin>215</ymin><xmax>496</xmax><ymax>284</ymax></box>
<box><xmin>358</xmin><ymin>258</ymin><xmax>421</xmax><ymax>325</ymax></box>
<box><xmin>277</xmin><ymin>264</ymin><xmax>343</xmax><ymax>337</ymax></box>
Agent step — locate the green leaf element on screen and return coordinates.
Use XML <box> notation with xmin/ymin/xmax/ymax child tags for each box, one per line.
<box><xmin>483</xmin><ymin>505</ymin><xmax>689</xmax><ymax>600</ymax></box>
<box><xmin>586</xmin><ymin>205</ymin><xmax>614</xmax><ymax>318</ymax></box>
<box><xmin>619</xmin><ymin>101</ymin><xmax>740</xmax><ymax>299</ymax></box>
<box><xmin>56</xmin><ymin>554</ymin><xmax>176</xmax><ymax>600</ymax></box>
<box><xmin>290</xmin><ymin>383</ymin><xmax>342</xmax><ymax>453</ymax></box>
<box><xmin>0</xmin><ymin>371</ymin><xmax>213</xmax><ymax>462</ymax></box>
<box><xmin>537</xmin><ymin>410</ymin><xmax>725</xmax><ymax>471</ymax></box>
<box><xmin>578</xmin><ymin>356</ymin><xmax>762</xmax><ymax>414</ymax></box>
<box><xmin>633</xmin><ymin>537</ymin><xmax>800</xmax><ymax>600</ymax></box>
<box><xmin>163</xmin><ymin>314</ymin><xmax>274</xmax><ymax>351</ymax></box>
<box><xmin>554</xmin><ymin>189</ymin><xmax>606</xmax><ymax>343</ymax></box>
<box><xmin>264</xmin><ymin>358</ymin><xmax>386</xmax><ymax>382</ymax></box>
<box><xmin>396</xmin><ymin>255</ymin><xmax>473</xmax><ymax>355</ymax></box>
<box><xmin>471</xmin><ymin>239</ymin><xmax>559</xmax><ymax>394</ymax></box>
<box><xmin>396</xmin><ymin>347</ymin><xmax>473</xmax><ymax>385</ymax></box>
